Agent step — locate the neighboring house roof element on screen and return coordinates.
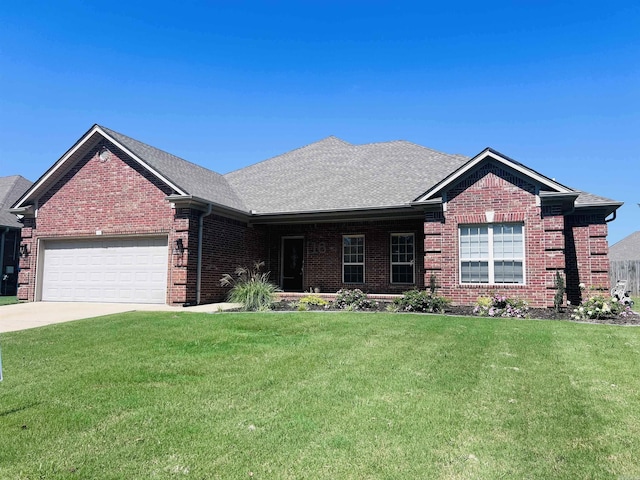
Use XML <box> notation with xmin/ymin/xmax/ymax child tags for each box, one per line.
<box><xmin>0</xmin><ymin>175</ymin><xmax>33</xmax><ymax>228</ymax></box>
<box><xmin>609</xmin><ymin>231</ymin><xmax>640</xmax><ymax>261</ymax></box>
<box><xmin>11</xmin><ymin>125</ymin><xmax>622</xmax><ymax>219</ymax></box>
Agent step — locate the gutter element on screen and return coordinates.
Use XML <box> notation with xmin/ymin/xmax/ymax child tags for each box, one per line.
<box><xmin>196</xmin><ymin>203</ymin><xmax>213</xmax><ymax>305</ymax></box>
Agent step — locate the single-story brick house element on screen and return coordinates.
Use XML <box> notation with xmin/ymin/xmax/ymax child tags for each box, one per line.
<box><xmin>11</xmin><ymin>124</ymin><xmax>622</xmax><ymax>307</ymax></box>
<box><xmin>0</xmin><ymin>175</ymin><xmax>33</xmax><ymax>296</ymax></box>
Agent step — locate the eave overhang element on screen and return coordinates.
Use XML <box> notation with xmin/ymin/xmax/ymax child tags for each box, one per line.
<box><xmin>574</xmin><ymin>200</ymin><xmax>624</xmax><ymax>217</ymax></box>
<box><xmin>247</xmin><ymin>203</ymin><xmax>434</xmax><ymax>225</ymax></box>
<box><xmin>167</xmin><ymin>195</ymin><xmax>436</xmax><ymax>225</ymax></box>
<box><xmin>166</xmin><ymin>194</ymin><xmax>250</xmax><ymax>222</ymax></box>
<box><xmin>539</xmin><ymin>191</ymin><xmax>580</xmax><ymax>213</ymax></box>
<box><xmin>8</xmin><ymin>205</ymin><xmax>35</xmax><ymax>218</ymax></box>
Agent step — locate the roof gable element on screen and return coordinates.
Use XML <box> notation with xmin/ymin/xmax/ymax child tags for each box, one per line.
<box><xmin>414</xmin><ymin>148</ymin><xmax>573</xmax><ymax>203</ymax></box>
<box><xmin>12</xmin><ymin>125</ymin><xmax>246</xmax><ymax>213</ymax></box>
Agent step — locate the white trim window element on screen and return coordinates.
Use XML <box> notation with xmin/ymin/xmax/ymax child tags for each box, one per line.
<box><xmin>459</xmin><ymin>224</ymin><xmax>524</xmax><ymax>284</ymax></box>
<box><xmin>343</xmin><ymin>235</ymin><xmax>365</xmax><ymax>283</ymax></box>
<box><xmin>391</xmin><ymin>233</ymin><xmax>415</xmax><ymax>284</ymax></box>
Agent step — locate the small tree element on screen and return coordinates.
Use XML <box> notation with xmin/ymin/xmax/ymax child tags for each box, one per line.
<box><xmin>554</xmin><ymin>271</ymin><xmax>565</xmax><ymax>312</ymax></box>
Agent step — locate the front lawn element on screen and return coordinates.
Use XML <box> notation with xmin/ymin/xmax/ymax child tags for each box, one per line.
<box><xmin>1</xmin><ymin>312</ymin><xmax>639</xmax><ymax>479</ymax></box>
<box><xmin>0</xmin><ymin>295</ymin><xmax>18</xmax><ymax>306</ymax></box>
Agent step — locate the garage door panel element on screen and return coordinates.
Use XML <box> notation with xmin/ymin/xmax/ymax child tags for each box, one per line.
<box><xmin>42</xmin><ymin>237</ymin><xmax>168</xmax><ymax>304</ymax></box>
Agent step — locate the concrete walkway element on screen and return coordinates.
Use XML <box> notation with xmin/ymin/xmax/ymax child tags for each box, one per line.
<box><xmin>0</xmin><ymin>301</ymin><xmax>240</xmax><ymax>333</ymax></box>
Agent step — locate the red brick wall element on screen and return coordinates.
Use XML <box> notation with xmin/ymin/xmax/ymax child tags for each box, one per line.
<box><xmin>198</xmin><ymin>215</ymin><xmax>267</xmax><ymax>303</ymax></box>
<box><xmin>424</xmin><ymin>162</ymin><xmax>562</xmax><ymax>308</ymax></box>
<box><xmin>263</xmin><ymin>219</ymin><xmax>425</xmax><ymax>294</ymax></box>
<box><xmin>565</xmin><ymin>214</ymin><xmax>610</xmax><ymax>305</ymax></box>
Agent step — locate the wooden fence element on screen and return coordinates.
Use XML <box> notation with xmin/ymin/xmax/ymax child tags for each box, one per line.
<box><xmin>609</xmin><ymin>260</ymin><xmax>640</xmax><ymax>296</ymax></box>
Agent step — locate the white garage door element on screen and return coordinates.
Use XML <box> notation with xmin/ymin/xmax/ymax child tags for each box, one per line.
<box><xmin>41</xmin><ymin>237</ymin><xmax>168</xmax><ymax>304</ymax></box>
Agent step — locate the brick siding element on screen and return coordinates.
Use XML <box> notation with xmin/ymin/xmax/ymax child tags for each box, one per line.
<box><xmin>423</xmin><ymin>161</ymin><xmax>611</xmax><ymax>308</ymax></box>
<box><xmin>262</xmin><ymin>219</ymin><xmax>425</xmax><ymax>294</ymax></box>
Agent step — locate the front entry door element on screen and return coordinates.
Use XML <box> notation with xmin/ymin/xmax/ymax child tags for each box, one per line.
<box><xmin>282</xmin><ymin>238</ymin><xmax>304</xmax><ymax>291</ymax></box>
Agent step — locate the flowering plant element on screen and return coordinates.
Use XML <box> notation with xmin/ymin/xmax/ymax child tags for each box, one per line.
<box><xmin>473</xmin><ymin>294</ymin><xmax>529</xmax><ymax>318</ymax></box>
<box><xmin>571</xmin><ymin>294</ymin><xmax>631</xmax><ymax>320</ymax></box>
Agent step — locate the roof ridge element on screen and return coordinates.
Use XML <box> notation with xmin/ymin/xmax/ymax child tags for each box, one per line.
<box><xmin>354</xmin><ymin>139</ymin><xmax>470</xmax><ymax>159</ymax></box>
<box><xmin>224</xmin><ymin>136</ymin><xmax>351</xmax><ymax>177</ymax></box>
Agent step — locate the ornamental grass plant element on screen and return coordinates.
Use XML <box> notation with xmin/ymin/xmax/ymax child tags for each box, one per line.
<box><xmin>219</xmin><ymin>261</ymin><xmax>280</xmax><ymax>311</ymax></box>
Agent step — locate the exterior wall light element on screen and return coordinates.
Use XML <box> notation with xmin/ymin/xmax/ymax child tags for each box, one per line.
<box><xmin>174</xmin><ymin>238</ymin><xmax>184</xmax><ymax>255</ymax></box>
<box><xmin>173</xmin><ymin>238</ymin><xmax>185</xmax><ymax>267</ymax></box>
<box><xmin>19</xmin><ymin>244</ymin><xmax>29</xmax><ymax>257</ymax></box>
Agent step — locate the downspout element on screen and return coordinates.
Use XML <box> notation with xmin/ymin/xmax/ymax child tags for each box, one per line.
<box><xmin>605</xmin><ymin>210</ymin><xmax>617</xmax><ymax>223</ymax></box>
<box><xmin>196</xmin><ymin>204</ymin><xmax>213</xmax><ymax>305</ymax></box>
<box><xmin>0</xmin><ymin>228</ymin><xmax>7</xmax><ymax>295</ymax></box>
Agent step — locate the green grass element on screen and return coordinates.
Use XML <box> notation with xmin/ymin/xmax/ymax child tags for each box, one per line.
<box><xmin>632</xmin><ymin>297</ymin><xmax>640</xmax><ymax>313</ymax></box>
<box><xmin>1</xmin><ymin>312</ymin><xmax>640</xmax><ymax>479</ymax></box>
<box><xmin>0</xmin><ymin>296</ymin><xmax>18</xmax><ymax>306</ymax></box>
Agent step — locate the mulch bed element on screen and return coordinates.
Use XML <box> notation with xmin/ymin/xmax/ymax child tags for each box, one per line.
<box><xmin>270</xmin><ymin>300</ymin><xmax>640</xmax><ymax>326</ymax></box>
<box><xmin>446</xmin><ymin>305</ymin><xmax>640</xmax><ymax>326</ymax></box>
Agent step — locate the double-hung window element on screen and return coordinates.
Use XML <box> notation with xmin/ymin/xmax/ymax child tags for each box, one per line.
<box><xmin>391</xmin><ymin>233</ymin><xmax>415</xmax><ymax>283</ymax></box>
<box><xmin>459</xmin><ymin>224</ymin><xmax>524</xmax><ymax>284</ymax></box>
<box><xmin>343</xmin><ymin>235</ymin><xmax>364</xmax><ymax>283</ymax></box>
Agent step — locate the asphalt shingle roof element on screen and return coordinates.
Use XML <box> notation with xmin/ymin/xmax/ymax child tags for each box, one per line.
<box><xmin>225</xmin><ymin>136</ymin><xmax>469</xmax><ymax>213</ymax></box>
<box><xmin>16</xmin><ymin>125</ymin><xmax>620</xmax><ymax>218</ymax></box>
<box><xmin>573</xmin><ymin>191</ymin><xmax>621</xmax><ymax>206</ymax></box>
<box><xmin>97</xmin><ymin>127</ymin><xmax>624</xmax><ymax>215</ymax></box>
<box><xmin>0</xmin><ymin>176</ymin><xmax>32</xmax><ymax>228</ymax></box>
<box><xmin>100</xmin><ymin>126</ymin><xmax>247</xmax><ymax>211</ymax></box>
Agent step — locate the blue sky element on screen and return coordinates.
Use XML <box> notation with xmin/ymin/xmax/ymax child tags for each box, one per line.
<box><xmin>1</xmin><ymin>1</ymin><xmax>638</xmax><ymax>244</ymax></box>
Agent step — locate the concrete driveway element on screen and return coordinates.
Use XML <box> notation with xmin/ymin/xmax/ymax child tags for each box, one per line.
<box><xmin>0</xmin><ymin>301</ymin><xmax>240</xmax><ymax>333</ymax></box>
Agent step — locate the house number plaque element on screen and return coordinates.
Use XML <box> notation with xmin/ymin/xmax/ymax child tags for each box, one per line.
<box><xmin>308</xmin><ymin>242</ymin><xmax>327</xmax><ymax>255</ymax></box>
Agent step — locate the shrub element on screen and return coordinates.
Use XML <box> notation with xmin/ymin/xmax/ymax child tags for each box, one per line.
<box><xmin>473</xmin><ymin>294</ymin><xmax>529</xmax><ymax>318</ymax></box>
<box><xmin>571</xmin><ymin>295</ymin><xmax>632</xmax><ymax>320</ymax></box>
<box><xmin>392</xmin><ymin>289</ymin><xmax>450</xmax><ymax>313</ymax></box>
<box><xmin>333</xmin><ymin>289</ymin><xmax>374</xmax><ymax>310</ymax></box>
<box><xmin>299</xmin><ymin>295</ymin><xmax>329</xmax><ymax>307</ymax></box>
<box><xmin>219</xmin><ymin>261</ymin><xmax>280</xmax><ymax>311</ymax></box>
